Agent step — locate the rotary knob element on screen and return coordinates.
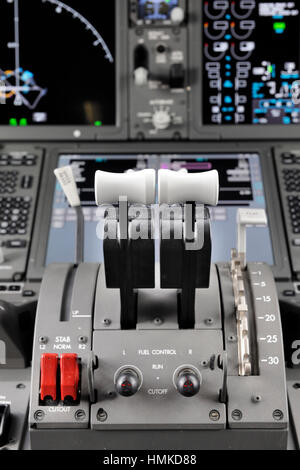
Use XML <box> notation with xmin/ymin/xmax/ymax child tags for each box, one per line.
<box><xmin>170</xmin><ymin>7</ymin><xmax>185</xmax><ymax>25</ymax></box>
<box><xmin>115</xmin><ymin>369</ymin><xmax>140</xmax><ymax>397</ymax></box>
<box><xmin>152</xmin><ymin>110</ymin><xmax>172</xmax><ymax>130</ymax></box>
<box><xmin>176</xmin><ymin>369</ymin><xmax>201</xmax><ymax>397</ymax></box>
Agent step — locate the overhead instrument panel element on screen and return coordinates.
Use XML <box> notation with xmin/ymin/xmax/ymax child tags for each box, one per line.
<box><xmin>0</xmin><ymin>0</ymin><xmax>116</xmax><ymax>126</ymax></box>
<box><xmin>202</xmin><ymin>1</ymin><xmax>300</xmax><ymax>125</ymax></box>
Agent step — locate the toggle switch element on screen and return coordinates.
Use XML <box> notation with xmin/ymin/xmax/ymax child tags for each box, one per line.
<box><xmin>170</xmin><ymin>63</ymin><xmax>185</xmax><ymax>89</ymax></box>
<box><xmin>60</xmin><ymin>354</ymin><xmax>80</xmax><ymax>402</ymax></box>
<box><xmin>0</xmin><ymin>404</ymin><xmax>11</xmax><ymax>447</ymax></box>
<box><xmin>134</xmin><ymin>67</ymin><xmax>149</xmax><ymax>87</ymax></box>
<box><xmin>134</xmin><ymin>45</ymin><xmax>149</xmax><ymax>86</ymax></box>
<box><xmin>40</xmin><ymin>353</ymin><xmax>58</xmax><ymax>401</ymax></box>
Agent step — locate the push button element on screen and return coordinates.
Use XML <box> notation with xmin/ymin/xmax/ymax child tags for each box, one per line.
<box><xmin>22</xmin><ymin>290</ymin><xmax>35</xmax><ymax>297</ymax></box>
<box><xmin>283</xmin><ymin>289</ymin><xmax>295</xmax><ymax>297</ymax></box>
<box><xmin>60</xmin><ymin>354</ymin><xmax>79</xmax><ymax>402</ymax></box>
<box><xmin>8</xmin><ymin>284</ymin><xmax>21</xmax><ymax>292</ymax></box>
<box><xmin>281</xmin><ymin>153</ymin><xmax>295</xmax><ymax>164</ymax></box>
<box><xmin>6</xmin><ymin>239</ymin><xmax>27</xmax><ymax>249</ymax></box>
<box><xmin>40</xmin><ymin>353</ymin><xmax>58</xmax><ymax>401</ymax></box>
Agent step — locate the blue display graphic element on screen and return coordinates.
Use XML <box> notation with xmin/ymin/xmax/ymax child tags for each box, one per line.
<box><xmin>46</xmin><ymin>154</ymin><xmax>274</xmax><ymax>267</ymax></box>
<box><xmin>138</xmin><ymin>0</ymin><xmax>178</xmax><ymax>21</ymax></box>
<box><xmin>252</xmin><ymin>62</ymin><xmax>300</xmax><ymax>124</ymax></box>
<box><xmin>203</xmin><ymin>1</ymin><xmax>300</xmax><ymax>125</ymax></box>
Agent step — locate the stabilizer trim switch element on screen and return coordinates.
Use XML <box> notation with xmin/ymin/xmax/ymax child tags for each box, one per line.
<box><xmin>40</xmin><ymin>353</ymin><xmax>58</xmax><ymax>401</ymax></box>
<box><xmin>60</xmin><ymin>353</ymin><xmax>80</xmax><ymax>402</ymax></box>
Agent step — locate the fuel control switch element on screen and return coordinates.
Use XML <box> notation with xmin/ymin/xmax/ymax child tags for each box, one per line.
<box><xmin>115</xmin><ymin>369</ymin><xmax>140</xmax><ymax>397</ymax></box>
<box><xmin>176</xmin><ymin>369</ymin><xmax>201</xmax><ymax>397</ymax></box>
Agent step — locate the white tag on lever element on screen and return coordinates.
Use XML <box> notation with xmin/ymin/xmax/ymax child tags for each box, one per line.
<box><xmin>54</xmin><ymin>166</ymin><xmax>81</xmax><ymax>208</ymax></box>
<box><xmin>237</xmin><ymin>208</ymin><xmax>268</xmax><ymax>267</ymax></box>
<box><xmin>237</xmin><ymin>208</ymin><xmax>268</xmax><ymax>227</ymax></box>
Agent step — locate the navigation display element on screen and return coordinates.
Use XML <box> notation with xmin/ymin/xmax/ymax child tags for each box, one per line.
<box><xmin>0</xmin><ymin>0</ymin><xmax>116</xmax><ymax>126</ymax></box>
<box><xmin>203</xmin><ymin>1</ymin><xmax>300</xmax><ymax>125</ymax></box>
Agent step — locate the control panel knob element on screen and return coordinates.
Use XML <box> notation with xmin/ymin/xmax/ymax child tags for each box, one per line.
<box><xmin>170</xmin><ymin>7</ymin><xmax>184</xmax><ymax>25</ymax></box>
<box><xmin>152</xmin><ymin>110</ymin><xmax>171</xmax><ymax>130</ymax></box>
<box><xmin>176</xmin><ymin>369</ymin><xmax>201</xmax><ymax>397</ymax></box>
<box><xmin>115</xmin><ymin>369</ymin><xmax>140</xmax><ymax>397</ymax></box>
